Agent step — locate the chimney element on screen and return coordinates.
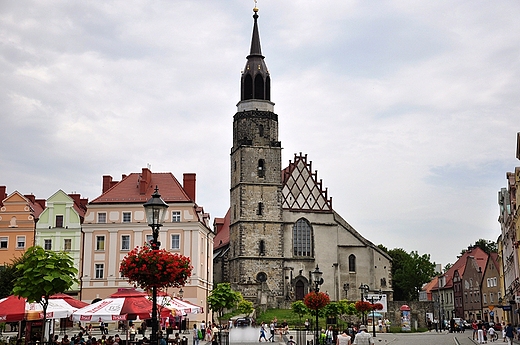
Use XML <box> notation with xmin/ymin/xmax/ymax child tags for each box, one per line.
<box><xmin>140</xmin><ymin>168</ymin><xmax>152</xmax><ymax>195</ymax></box>
<box><xmin>24</xmin><ymin>194</ymin><xmax>36</xmax><ymax>203</ymax></box>
<box><xmin>0</xmin><ymin>186</ymin><xmax>6</xmax><ymax>206</ymax></box>
<box><xmin>183</xmin><ymin>173</ymin><xmax>196</xmax><ymax>202</ymax></box>
<box><xmin>102</xmin><ymin>175</ymin><xmax>113</xmax><ymax>193</ymax></box>
<box><xmin>69</xmin><ymin>193</ymin><xmax>81</xmax><ymax>206</ymax></box>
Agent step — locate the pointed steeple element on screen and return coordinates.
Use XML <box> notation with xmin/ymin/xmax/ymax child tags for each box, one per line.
<box><xmin>240</xmin><ymin>6</ymin><xmax>271</xmax><ymax>102</ymax></box>
<box><xmin>249</xmin><ymin>7</ymin><xmax>263</xmax><ymax>58</ymax></box>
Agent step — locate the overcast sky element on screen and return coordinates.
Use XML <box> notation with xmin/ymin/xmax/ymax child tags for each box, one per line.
<box><xmin>2</xmin><ymin>1</ymin><xmax>519</xmax><ymax>268</ymax></box>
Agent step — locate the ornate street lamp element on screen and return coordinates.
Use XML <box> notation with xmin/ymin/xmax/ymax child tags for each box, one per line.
<box><xmin>359</xmin><ymin>284</ymin><xmax>369</xmax><ymax>325</ymax></box>
<box><xmin>365</xmin><ymin>289</ymin><xmax>383</xmax><ymax>337</ymax></box>
<box><xmin>143</xmin><ymin>186</ymin><xmax>169</xmax><ymax>345</ymax></box>
<box><xmin>311</xmin><ymin>265</ymin><xmax>324</xmax><ymax>345</ymax></box>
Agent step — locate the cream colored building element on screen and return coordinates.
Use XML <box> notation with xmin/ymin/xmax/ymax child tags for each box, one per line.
<box><xmin>81</xmin><ymin>168</ymin><xmax>213</xmax><ymax>322</ymax></box>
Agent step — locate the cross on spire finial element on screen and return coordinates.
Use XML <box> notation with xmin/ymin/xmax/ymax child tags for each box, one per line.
<box><xmin>253</xmin><ymin>0</ymin><xmax>258</xmax><ymax>13</ymax></box>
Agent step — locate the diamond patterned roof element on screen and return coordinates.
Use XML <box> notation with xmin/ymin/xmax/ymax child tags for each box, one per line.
<box><xmin>282</xmin><ymin>153</ymin><xmax>332</xmax><ymax>212</ymax></box>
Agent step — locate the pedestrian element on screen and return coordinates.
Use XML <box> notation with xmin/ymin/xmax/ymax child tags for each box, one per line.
<box><xmin>268</xmin><ymin>321</ymin><xmax>275</xmax><ymax>342</ymax></box>
<box><xmin>336</xmin><ymin>329</ymin><xmax>351</xmax><ymax>345</ymax></box>
<box><xmin>326</xmin><ymin>326</ymin><xmax>334</xmax><ymax>345</ymax></box>
<box><xmin>489</xmin><ymin>326</ymin><xmax>496</xmax><ymax>342</ymax></box>
<box><xmin>352</xmin><ymin>325</ymin><xmax>373</xmax><ymax>345</ymax></box>
<box><xmin>473</xmin><ymin>321</ymin><xmax>478</xmax><ymax>340</ymax></box>
<box><xmin>192</xmin><ymin>324</ymin><xmax>200</xmax><ymax>345</ymax></box>
<box><xmin>259</xmin><ymin>322</ymin><xmax>268</xmax><ymax>342</ymax></box>
<box><xmin>505</xmin><ymin>323</ymin><xmax>515</xmax><ymax>345</ymax></box>
<box><xmin>205</xmin><ymin>326</ymin><xmax>212</xmax><ymax>341</ymax></box>
<box><xmin>305</xmin><ymin>319</ymin><xmax>310</xmax><ymax>332</ymax></box>
<box><xmin>477</xmin><ymin>321</ymin><xmax>485</xmax><ymax>344</ymax></box>
<box><xmin>287</xmin><ymin>335</ymin><xmax>297</xmax><ymax>345</ymax></box>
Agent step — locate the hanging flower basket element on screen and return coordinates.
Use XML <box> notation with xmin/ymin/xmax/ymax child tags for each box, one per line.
<box><xmin>372</xmin><ymin>303</ymin><xmax>384</xmax><ymax>311</ymax></box>
<box><xmin>120</xmin><ymin>246</ymin><xmax>192</xmax><ymax>290</ymax></box>
<box><xmin>355</xmin><ymin>301</ymin><xmax>373</xmax><ymax>313</ymax></box>
<box><xmin>303</xmin><ymin>292</ymin><xmax>330</xmax><ymax>310</ymax></box>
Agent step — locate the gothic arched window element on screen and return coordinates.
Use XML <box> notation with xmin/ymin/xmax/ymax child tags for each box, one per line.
<box><xmin>254</xmin><ymin>74</ymin><xmax>264</xmax><ymax>99</ymax></box>
<box><xmin>349</xmin><ymin>254</ymin><xmax>356</xmax><ymax>272</ymax></box>
<box><xmin>293</xmin><ymin>218</ymin><xmax>312</xmax><ymax>257</ymax></box>
<box><xmin>243</xmin><ymin>74</ymin><xmax>253</xmax><ymax>100</ymax></box>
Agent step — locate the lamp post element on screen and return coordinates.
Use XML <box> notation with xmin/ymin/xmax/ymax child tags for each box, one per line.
<box><xmin>311</xmin><ymin>265</ymin><xmax>323</xmax><ymax>345</ymax></box>
<box><xmin>359</xmin><ymin>284</ymin><xmax>369</xmax><ymax>325</ymax></box>
<box><xmin>143</xmin><ymin>186</ymin><xmax>169</xmax><ymax>345</ymax></box>
<box><xmin>343</xmin><ymin>283</ymin><xmax>349</xmax><ymax>299</ymax></box>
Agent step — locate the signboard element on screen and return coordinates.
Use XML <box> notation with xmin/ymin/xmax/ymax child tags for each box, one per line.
<box><xmin>515</xmin><ymin>295</ymin><xmax>520</xmax><ymax>304</ymax></box>
<box><xmin>503</xmin><ymin>305</ymin><xmax>512</xmax><ymax>311</ymax></box>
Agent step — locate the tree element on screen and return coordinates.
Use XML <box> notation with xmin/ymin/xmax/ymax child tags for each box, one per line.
<box><xmin>12</xmin><ymin>246</ymin><xmax>78</xmax><ymax>342</ymax></box>
<box><xmin>207</xmin><ymin>283</ymin><xmax>242</xmax><ymax>324</ymax></box>
<box><xmin>461</xmin><ymin>239</ymin><xmax>497</xmax><ymax>255</ymax></box>
<box><xmin>0</xmin><ymin>255</ymin><xmax>25</xmax><ymax>298</ymax></box>
<box><xmin>291</xmin><ymin>300</ymin><xmax>309</xmax><ymax>324</ymax></box>
<box><xmin>237</xmin><ymin>299</ymin><xmax>254</xmax><ymax>316</ymax></box>
<box><xmin>388</xmin><ymin>248</ymin><xmax>436</xmax><ymax>301</ymax></box>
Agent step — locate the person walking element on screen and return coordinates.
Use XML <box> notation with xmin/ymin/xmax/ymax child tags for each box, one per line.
<box><xmin>505</xmin><ymin>323</ymin><xmax>515</xmax><ymax>345</ymax></box>
<box><xmin>268</xmin><ymin>321</ymin><xmax>275</xmax><ymax>342</ymax></box>
<box><xmin>192</xmin><ymin>324</ymin><xmax>200</xmax><ymax>345</ymax></box>
<box><xmin>259</xmin><ymin>322</ymin><xmax>268</xmax><ymax>342</ymax></box>
<box><xmin>352</xmin><ymin>325</ymin><xmax>373</xmax><ymax>345</ymax></box>
<box><xmin>336</xmin><ymin>329</ymin><xmax>351</xmax><ymax>345</ymax></box>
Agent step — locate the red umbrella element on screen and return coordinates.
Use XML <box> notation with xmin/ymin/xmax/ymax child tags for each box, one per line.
<box><xmin>0</xmin><ymin>295</ymin><xmax>25</xmax><ymax>322</ymax></box>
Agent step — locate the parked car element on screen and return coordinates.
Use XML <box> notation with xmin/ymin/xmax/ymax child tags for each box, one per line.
<box><xmin>234</xmin><ymin>318</ymin><xmax>252</xmax><ymax>327</ymax></box>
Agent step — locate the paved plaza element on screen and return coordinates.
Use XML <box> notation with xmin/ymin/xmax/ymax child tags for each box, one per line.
<box><xmin>223</xmin><ymin>327</ymin><xmax>491</xmax><ymax>345</ymax></box>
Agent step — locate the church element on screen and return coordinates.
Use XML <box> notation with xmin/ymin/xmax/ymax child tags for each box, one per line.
<box><xmin>213</xmin><ymin>6</ymin><xmax>393</xmax><ymax>308</ymax></box>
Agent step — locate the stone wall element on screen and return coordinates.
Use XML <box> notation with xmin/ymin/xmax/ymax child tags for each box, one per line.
<box><xmin>386</xmin><ymin>300</ymin><xmax>435</xmax><ymax>330</ymax></box>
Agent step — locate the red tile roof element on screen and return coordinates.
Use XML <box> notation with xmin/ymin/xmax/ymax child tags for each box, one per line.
<box><xmin>91</xmin><ymin>171</ymin><xmax>191</xmax><ymax>204</ymax></box>
<box><xmin>436</xmin><ymin>246</ymin><xmax>488</xmax><ymax>290</ymax></box>
<box><xmin>213</xmin><ymin>208</ymin><xmax>230</xmax><ymax>250</ymax></box>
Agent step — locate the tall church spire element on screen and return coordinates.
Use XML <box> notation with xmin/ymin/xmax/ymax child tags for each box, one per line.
<box><xmin>241</xmin><ymin>6</ymin><xmax>271</xmax><ymax>102</ymax></box>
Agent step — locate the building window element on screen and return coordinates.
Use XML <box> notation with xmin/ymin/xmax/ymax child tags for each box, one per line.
<box><xmin>64</xmin><ymin>239</ymin><xmax>72</xmax><ymax>251</ymax></box>
<box><xmin>257</xmin><ymin>202</ymin><xmax>263</xmax><ymax>215</ymax></box>
<box><xmin>490</xmin><ymin>293</ymin><xmax>494</xmax><ymax>303</ymax></box>
<box><xmin>0</xmin><ymin>237</ymin><xmax>7</xmax><ymax>249</ymax></box>
<box><xmin>292</xmin><ymin>218</ymin><xmax>312</xmax><ymax>257</ymax></box>
<box><xmin>44</xmin><ymin>239</ymin><xmax>52</xmax><ymax>250</ymax></box>
<box><xmin>172</xmin><ymin>211</ymin><xmax>181</xmax><ymax>222</ymax></box>
<box><xmin>259</xmin><ymin>124</ymin><xmax>264</xmax><ymax>137</ymax></box>
<box><xmin>95</xmin><ymin>264</ymin><xmax>104</xmax><ymax>279</ymax></box>
<box><xmin>121</xmin><ymin>235</ymin><xmax>130</xmax><ymax>251</ymax></box>
<box><xmin>16</xmin><ymin>236</ymin><xmax>25</xmax><ymax>249</ymax></box>
<box><xmin>96</xmin><ymin>236</ymin><xmax>105</xmax><ymax>251</ymax></box>
<box><xmin>258</xmin><ymin>159</ymin><xmax>265</xmax><ymax>178</ymax></box>
<box><xmin>483</xmin><ymin>294</ymin><xmax>487</xmax><ymax>304</ymax></box>
<box><xmin>55</xmin><ymin>215</ymin><xmax>64</xmax><ymax>228</ymax></box>
<box><xmin>122</xmin><ymin>212</ymin><xmax>131</xmax><ymax>223</ymax></box>
<box><xmin>171</xmin><ymin>234</ymin><xmax>180</xmax><ymax>250</ymax></box>
<box><xmin>349</xmin><ymin>254</ymin><xmax>356</xmax><ymax>272</ymax></box>
<box><xmin>259</xmin><ymin>240</ymin><xmax>265</xmax><ymax>256</ymax></box>
<box><xmin>97</xmin><ymin>213</ymin><xmax>107</xmax><ymax>223</ymax></box>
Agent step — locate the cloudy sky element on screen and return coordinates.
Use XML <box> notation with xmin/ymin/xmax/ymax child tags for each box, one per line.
<box><xmin>2</xmin><ymin>1</ymin><xmax>519</xmax><ymax>268</ymax></box>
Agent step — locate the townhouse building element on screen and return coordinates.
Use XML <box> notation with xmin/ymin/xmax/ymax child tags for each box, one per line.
<box><xmin>0</xmin><ymin>186</ymin><xmax>45</xmax><ymax>266</ymax></box>
<box><xmin>35</xmin><ymin>190</ymin><xmax>88</xmax><ymax>295</ymax></box>
<box><xmin>81</xmin><ymin>168</ymin><xmax>214</xmax><ymax>322</ymax></box>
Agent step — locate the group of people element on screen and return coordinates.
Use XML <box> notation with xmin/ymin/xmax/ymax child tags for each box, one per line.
<box><xmin>471</xmin><ymin>321</ymin><xmax>517</xmax><ymax>345</ymax></box>
<box><xmin>192</xmin><ymin>321</ymin><xmax>220</xmax><ymax>345</ymax></box>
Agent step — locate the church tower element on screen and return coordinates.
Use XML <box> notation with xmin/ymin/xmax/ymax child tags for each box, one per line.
<box><xmin>229</xmin><ymin>6</ymin><xmax>284</xmax><ymax>306</ymax></box>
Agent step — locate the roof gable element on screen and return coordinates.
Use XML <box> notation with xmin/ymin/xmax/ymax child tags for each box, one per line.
<box><xmin>282</xmin><ymin>153</ymin><xmax>332</xmax><ymax>212</ymax></box>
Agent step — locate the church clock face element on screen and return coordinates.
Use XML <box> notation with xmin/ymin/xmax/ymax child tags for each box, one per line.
<box><xmin>256</xmin><ymin>272</ymin><xmax>267</xmax><ymax>283</ymax></box>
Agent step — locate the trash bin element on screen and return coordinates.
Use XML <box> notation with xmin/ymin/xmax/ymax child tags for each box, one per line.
<box><xmin>180</xmin><ymin>336</ymin><xmax>188</xmax><ymax>345</ymax></box>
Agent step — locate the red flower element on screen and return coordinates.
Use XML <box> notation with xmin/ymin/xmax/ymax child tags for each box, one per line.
<box><xmin>355</xmin><ymin>301</ymin><xmax>372</xmax><ymax>312</ymax></box>
<box><xmin>372</xmin><ymin>303</ymin><xmax>383</xmax><ymax>311</ymax></box>
<box><xmin>120</xmin><ymin>246</ymin><xmax>192</xmax><ymax>290</ymax></box>
<box><xmin>303</xmin><ymin>292</ymin><xmax>330</xmax><ymax>310</ymax></box>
